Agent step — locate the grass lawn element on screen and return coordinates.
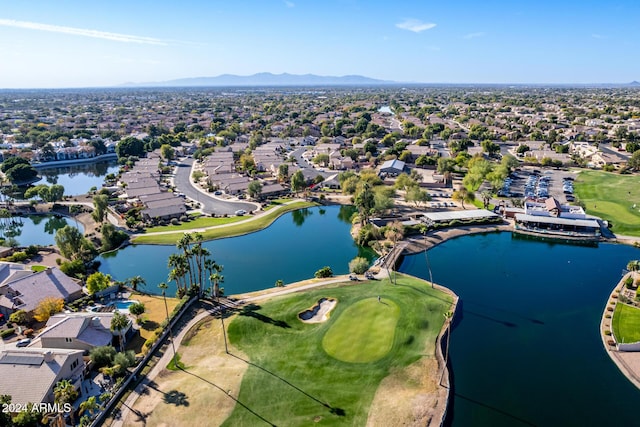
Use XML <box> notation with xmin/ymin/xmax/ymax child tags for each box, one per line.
<box><xmin>144</xmin><ymin>215</ymin><xmax>246</xmax><ymax>233</ymax></box>
<box><xmin>125</xmin><ymin>293</ymin><xmax>180</xmax><ymax>355</ymax></box>
<box><xmin>223</xmin><ymin>274</ymin><xmax>453</xmax><ymax>426</ymax></box>
<box><xmin>132</xmin><ymin>201</ymin><xmax>316</xmax><ymax>245</ymax></box>
<box><xmin>574</xmin><ymin>170</ymin><xmax>640</xmax><ymax>236</ymax></box>
<box><xmin>612</xmin><ymin>303</ymin><xmax>640</xmax><ymax>344</ymax></box>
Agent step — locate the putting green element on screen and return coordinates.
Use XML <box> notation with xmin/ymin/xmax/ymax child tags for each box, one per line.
<box><xmin>322</xmin><ymin>297</ymin><xmax>400</xmax><ymax>363</ymax></box>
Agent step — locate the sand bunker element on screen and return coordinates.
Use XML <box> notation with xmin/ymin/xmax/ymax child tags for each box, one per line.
<box><xmin>298</xmin><ymin>298</ymin><xmax>337</xmax><ymax>323</ymax></box>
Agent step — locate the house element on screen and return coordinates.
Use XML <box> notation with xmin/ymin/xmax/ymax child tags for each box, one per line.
<box><xmin>0</xmin><ymin>348</ymin><xmax>84</xmax><ymax>405</ymax></box>
<box><xmin>514</xmin><ymin>197</ymin><xmax>600</xmax><ymax>238</ymax></box>
<box><xmin>379</xmin><ymin>159</ymin><xmax>406</xmax><ymax>176</ymax></box>
<box><xmin>33</xmin><ymin>312</ymin><xmax>131</xmax><ymax>353</ymax></box>
<box><xmin>0</xmin><ymin>267</ymin><xmax>83</xmax><ymax>318</ymax></box>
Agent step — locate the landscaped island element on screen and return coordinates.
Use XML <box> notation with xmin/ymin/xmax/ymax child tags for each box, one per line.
<box><xmin>125</xmin><ymin>274</ymin><xmax>455</xmax><ymax>426</ymax></box>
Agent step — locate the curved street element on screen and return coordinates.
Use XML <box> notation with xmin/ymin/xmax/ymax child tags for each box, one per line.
<box><xmin>173</xmin><ymin>157</ymin><xmax>257</xmax><ymax>215</ymax></box>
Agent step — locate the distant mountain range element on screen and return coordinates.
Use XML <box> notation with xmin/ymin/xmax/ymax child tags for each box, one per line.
<box><xmin>121</xmin><ymin>72</ymin><xmax>396</xmax><ymax>87</ymax></box>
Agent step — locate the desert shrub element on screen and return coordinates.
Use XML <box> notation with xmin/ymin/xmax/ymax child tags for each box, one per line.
<box><xmin>349</xmin><ymin>257</ymin><xmax>370</xmax><ymax>274</ymax></box>
<box><xmin>314</xmin><ymin>266</ymin><xmax>333</xmax><ymax>278</ymax></box>
<box><xmin>625</xmin><ymin>276</ymin><xmax>634</xmax><ymax>288</ymax></box>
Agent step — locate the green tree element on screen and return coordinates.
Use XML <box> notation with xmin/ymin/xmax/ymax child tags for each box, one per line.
<box><xmin>452</xmin><ymin>185</ymin><xmax>475</xmax><ymax>209</ymax></box>
<box><xmin>277</xmin><ymin>163</ymin><xmax>289</xmax><ymax>183</ymax></box>
<box><xmin>354</xmin><ymin>182</ymin><xmax>375</xmax><ymax>225</ymax></box>
<box><xmin>86</xmin><ymin>271</ymin><xmax>112</xmax><ymax>295</ymax></box>
<box><xmin>274</xmin><ymin>279</ymin><xmax>285</xmax><ymax>287</ymax></box>
<box><xmin>290</xmin><ymin>170</ymin><xmax>305</xmax><ymax>195</ymax></box>
<box><xmin>110</xmin><ymin>311</ymin><xmax>129</xmax><ymax>351</ymax></box>
<box><xmin>6</xmin><ymin>163</ymin><xmax>38</xmax><ymax>183</ymax></box>
<box><xmin>101</xmin><ymin>222</ymin><xmax>129</xmax><ymax>251</ymax></box>
<box><xmin>405</xmin><ymin>186</ymin><xmax>430</xmax><ymax>207</ymax></box>
<box><xmin>628</xmin><ymin>150</ymin><xmax>640</xmax><ymax>171</ymax></box>
<box><xmin>92</xmin><ymin>194</ymin><xmax>109</xmax><ymax>223</ymax></box>
<box><xmin>89</xmin><ymin>345</ymin><xmax>117</xmax><ymax>368</ymax></box>
<box><xmin>247</xmin><ymin>180</ymin><xmax>263</xmax><ymax>199</ymax></box>
<box><xmin>348</xmin><ymin>257</ymin><xmax>369</xmax><ymax>274</ymax></box>
<box><xmin>9</xmin><ymin>309</ymin><xmax>27</xmax><ymax>324</ymax></box>
<box><xmin>1</xmin><ymin>156</ymin><xmax>29</xmax><ymax>172</ymax></box>
<box><xmin>313</xmin><ymin>153</ymin><xmax>330</xmax><ymax>167</ymax></box>
<box><xmin>0</xmin><ymin>395</ymin><xmax>11</xmax><ymax>427</ymax></box>
<box><xmin>12</xmin><ymin>404</ymin><xmax>42</xmax><ymax>427</ymax></box>
<box><xmin>115</xmin><ymin>137</ymin><xmax>145</xmax><ymax>158</ymax></box>
<box><xmin>160</xmin><ymin>144</ymin><xmax>175</xmax><ymax>162</ymax></box>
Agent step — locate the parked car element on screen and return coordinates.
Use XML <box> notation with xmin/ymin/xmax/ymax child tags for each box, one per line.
<box><xmin>16</xmin><ymin>338</ymin><xmax>31</xmax><ymax>347</ymax></box>
<box><xmin>235</xmin><ymin>209</ymin><xmax>247</xmax><ymax>216</ymax></box>
<box><xmin>214</xmin><ymin>190</ymin><xmax>223</xmax><ymax>195</ymax></box>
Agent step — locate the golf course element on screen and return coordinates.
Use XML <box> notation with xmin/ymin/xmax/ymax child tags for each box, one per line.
<box><xmin>223</xmin><ymin>274</ymin><xmax>454</xmax><ymax>426</ymax></box>
<box><xmin>126</xmin><ymin>274</ymin><xmax>454</xmax><ymax>426</ymax></box>
<box><xmin>574</xmin><ymin>170</ymin><xmax>640</xmax><ymax>237</ymax></box>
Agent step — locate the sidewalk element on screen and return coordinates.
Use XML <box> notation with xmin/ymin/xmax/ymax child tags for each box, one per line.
<box><xmin>110</xmin><ymin>275</ymin><xmax>362</xmax><ymax>426</ymax></box>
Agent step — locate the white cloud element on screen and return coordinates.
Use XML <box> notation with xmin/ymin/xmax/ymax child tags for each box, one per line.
<box><xmin>396</xmin><ymin>19</ymin><xmax>436</xmax><ymax>33</ymax></box>
<box><xmin>463</xmin><ymin>32</ymin><xmax>486</xmax><ymax>39</ymax></box>
<box><xmin>0</xmin><ymin>18</ymin><xmax>169</xmax><ymax>45</ymax></box>
<box><xmin>284</xmin><ymin>1</ymin><xmax>295</xmax><ymax>7</ymax></box>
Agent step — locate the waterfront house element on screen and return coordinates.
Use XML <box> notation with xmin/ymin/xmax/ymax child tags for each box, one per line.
<box><xmin>0</xmin><ymin>347</ymin><xmax>84</xmax><ymax>405</ymax></box>
<box><xmin>32</xmin><ymin>312</ymin><xmax>125</xmax><ymax>353</ymax></box>
<box><xmin>0</xmin><ymin>267</ymin><xmax>83</xmax><ymax>318</ymax></box>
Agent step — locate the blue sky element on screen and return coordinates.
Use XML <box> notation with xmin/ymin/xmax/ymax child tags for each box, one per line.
<box><xmin>0</xmin><ymin>0</ymin><xmax>638</xmax><ymax>88</ymax></box>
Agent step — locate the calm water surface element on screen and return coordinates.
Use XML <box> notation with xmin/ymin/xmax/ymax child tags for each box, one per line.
<box><xmin>400</xmin><ymin>232</ymin><xmax>640</xmax><ymax>427</ymax></box>
<box><xmin>0</xmin><ymin>214</ymin><xmax>83</xmax><ymax>246</ymax></box>
<box><xmin>37</xmin><ymin>159</ymin><xmax>119</xmax><ymax>195</ymax></box>
<box><xmin>98</xmin><ymin>206</ymin><xmax>372</xmax><ymax>296</ymax></box>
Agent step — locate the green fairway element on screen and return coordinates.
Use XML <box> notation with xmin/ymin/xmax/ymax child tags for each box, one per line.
<box><xmin>574</xmin><ymin>170</ymin><xmax>640</xmax><ymax>236</ymax></box>
<box><xmin>322</xmin><ymin>298</ymin><xmax>399</xmax><ymax>363</ymax></box>
<box><xmin>132</xmin><ymin>201</ymin><xmax>316</xmax><ymax>244</ymax></box>
<box><xmin>612</xmin><ymin>303</ymin><xmax>640</xmax><ymax>344</ymax></box>
<box><xmin>223</xmin><ymin>275</ymin><xmax>453</xmax><ymax>426</ymax></box>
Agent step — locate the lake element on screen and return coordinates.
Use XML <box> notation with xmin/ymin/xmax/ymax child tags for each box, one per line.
<box><xmin>36</xmin><ymin>159</ymin><xmax>119</xmax><ymax>196</ymax></box>
<box><xmin>97</xmin><ymin>205</ymin><xmax>374</xmax><ymax>296</ymax></box>
<box><xmin>399</xmin><ymin>232</ymin><xmax>640</xmax><ymax>427</ymax></box>
<box><xmin>0</xmin><ymin>214</ymin><xmax>83</xmax><ymax>247</ymax></box>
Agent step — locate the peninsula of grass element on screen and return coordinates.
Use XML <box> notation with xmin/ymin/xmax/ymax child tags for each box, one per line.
<box><xmin>612</xmin><ymin>303</ymin><xmax>640</xmax><ymax>344</ymax></box>
<box><xmin>144</xmin><ymin>214</ymin><xmax>246</xmax><ymax>233</ymax></box>
<box><xmin>223</xmin><ymin>274</ymin><xmax>453</xmax><ymax>426</ymax></box>
<box><xmin>132</xmin><ymin>200</ymin><xmax>316</xmax><ymax>245</ymax></box>
<box><xmin>574</xmin><ymin>170</ymin><xmax>640</xmax><ymax>237</ymax></box>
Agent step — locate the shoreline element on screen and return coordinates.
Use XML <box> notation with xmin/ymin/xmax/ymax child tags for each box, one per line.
<box><xmin>600</xmin><ymin>273</ymin><xmax>640</xmax><ymax>390</ymax></box>
<box><xmin>32</xmin><ymin>152</ymin><xmax>118</xmax><ymax>169</ymax></box>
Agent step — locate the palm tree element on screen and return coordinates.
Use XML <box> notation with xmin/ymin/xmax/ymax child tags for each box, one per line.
<box><xmin>158</xmin><ymin>282</ymin><xmax>178</xmax><ymax>366</ymax></box>
<box><xmin>54</xmin><ymin>379</ymin><xmax>78</xmax><ymax>426</ymax></box>
<box><xmin>384</xmin><ymin>221</ymin><xmax>404</xmax><ymax>285</ymax></box>
<box><xmin>110</xmin><ymin>311</ymin><xmax>129</xmax><ymax>352</ymax></box>
<box><xmin>420</xmin><ymin>225</ymin><xmax>434</xmax><ymax>289</ymax></box>
<box><xmin>441</xmin><ymin>310</ymin><xmax>454</xmax><ymax>387</ymax></box>
<box><xmin>480</xmin><ymin>190</ymin><xmax>492</xmax><ymax>209</ymax></box>
<box><xmin>177</xmin><ymin>233</ymin><xmax>195</xmax><ymax>288</ymax></box>
<box><xmin>79</xmin><ymin>395</ymin><xmax>100</xmax><ymax>419</ymax></box>
<box><xmin>128</xmin><ymin>275</ymin><xmax>146</xmax><ymax>292</ymax></box>
<box><xmin>627</xmin><ymin>260</ymin><xmax>640</xmax><ymax>274</ymax></box>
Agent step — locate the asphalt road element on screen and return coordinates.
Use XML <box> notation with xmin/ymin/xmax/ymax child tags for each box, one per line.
<box><xmin>173</xmin><ymin>158</ymin><xmax>257</xmax><ymax>216</ymax></box>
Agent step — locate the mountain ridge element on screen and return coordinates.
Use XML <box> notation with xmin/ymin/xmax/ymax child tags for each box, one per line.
<box><xmin>121</xmin><ymin>72</ymin><xmax>396</xmax><ymax>87</ymax></box>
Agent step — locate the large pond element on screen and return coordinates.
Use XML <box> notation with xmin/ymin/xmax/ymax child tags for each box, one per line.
<box><xmin>0</xmin><ymin>214</ymin><xmax>83</xmax><ymax>247</ymax></box>
<box><xmin>98</xmin><ymin>205</ymin><xmax>373</xmax><ymax>296</ymax></box>
<box><xmin>36</xmin><ymin>159</ymin><xmax>119</xmax><ymax>196</ymax></box>
<box><xmin>399</xmin><ymin>232</ymin><xmax>640</xmax><ymax>427</ymax></box>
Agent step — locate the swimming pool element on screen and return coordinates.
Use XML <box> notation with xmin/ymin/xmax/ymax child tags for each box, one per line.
<box><xmin>112</xmin><ymin>300</ymin><xmax>139</xmax><ymax>312</ymax></box>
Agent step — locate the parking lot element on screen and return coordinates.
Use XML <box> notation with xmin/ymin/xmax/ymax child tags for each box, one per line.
<box><xmin>498</xmin><ymin>167</ymin><xmax>579</xmax><ymax>203</ymax></box>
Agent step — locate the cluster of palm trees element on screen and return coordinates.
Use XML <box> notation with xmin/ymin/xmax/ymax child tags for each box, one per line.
<box><xmin>166</xmin><ymin>232</ymin><xmax>224</xmax><ymax>299</ymax></box>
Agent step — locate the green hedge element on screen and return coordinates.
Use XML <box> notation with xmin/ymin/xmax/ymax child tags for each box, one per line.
<box><xmin>1</xmin><ymin>328</ymin><xmax>15</xmax><ymax>338</ymax></box>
